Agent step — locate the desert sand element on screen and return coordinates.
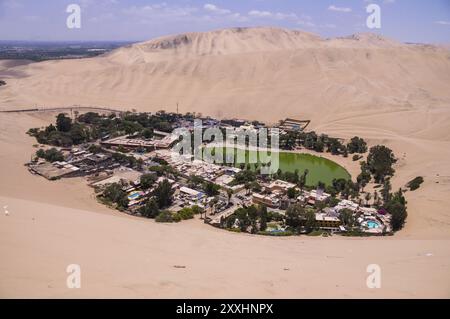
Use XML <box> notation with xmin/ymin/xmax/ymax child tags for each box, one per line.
<box><xmin>0</xmin><ymin>27</ymin><xmax>449</xmax><ymax>298</ymax></box>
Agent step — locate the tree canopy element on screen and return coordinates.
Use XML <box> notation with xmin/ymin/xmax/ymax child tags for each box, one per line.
<box><xmin>367</xmin><ymin>145</ymin><xmax>397</xmax><ymax>183</ymax></box>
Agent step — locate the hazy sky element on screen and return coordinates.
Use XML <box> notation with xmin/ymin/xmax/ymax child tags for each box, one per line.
<box><xmin>0</xmin><ymin>0</ymin><xmax>449</xmax><ymax>43</ymax></box>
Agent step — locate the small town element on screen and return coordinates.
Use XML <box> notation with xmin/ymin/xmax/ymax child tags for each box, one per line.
<box><xmin>25</xmin><ymin>110</ymin><xmax>411</xmax><ymax>237</ymax></box>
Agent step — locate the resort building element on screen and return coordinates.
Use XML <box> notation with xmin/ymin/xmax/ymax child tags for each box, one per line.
<box><xmin>179</xmin><ymin>186</ymin><xmax>205</xmax><ymax>201</ymax></box>
<box><xmin>252</xmin><ymin>193</ymin><xmax>280</xmax><ymax>208</ymax></box>
<box><xmin>335</xmin><ymin>199</ymin><xmax>360</xmax><ymax>212</ymax></box>
<box><xmin>267</xmin><ymin>180</ymin><xmax>297</xmax><ymax>193</ymax></box>
<box><xmin>29</xmin><ymin>161</ymin><xmax>81</xmax><ymax>180</ymax></box>
<box><xmin>101</xmin><ymin>134</ymin><xmax>178</xmax><ymax>151</ymax></box>
<box><xmin>315</xmin><ymin>213</ymin><xmax>342</xmax><ymax>231</ymax></box>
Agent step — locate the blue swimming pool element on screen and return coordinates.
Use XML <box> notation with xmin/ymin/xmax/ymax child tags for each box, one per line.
<box><xmin>128</xmin><ymin>193</ymin><xmax>141</xmax><ymax>200</ymax></box>
<box><xmin>367</xmin><ymin>221</ymin><xmax>380</xmax><ymax>229</ymax></box>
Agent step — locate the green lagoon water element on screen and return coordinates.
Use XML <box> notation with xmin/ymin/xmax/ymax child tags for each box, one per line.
<box><xmin>204</xmin><ymin>147</ymin><xmax>351</xmax><ymax>186</ymax></box>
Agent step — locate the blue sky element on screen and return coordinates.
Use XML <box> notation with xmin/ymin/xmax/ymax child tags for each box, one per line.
<box><xmin>0</xmin><ymin>0</ymin><xmax>449</xmax><ymax>43</ymax></box>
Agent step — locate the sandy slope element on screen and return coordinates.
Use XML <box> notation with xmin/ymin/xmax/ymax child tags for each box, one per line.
<box><xmin>0</xmin><ymin>27</ymin><xmax>449</xmax><ymax>297</ymax></box>
<box><xmin>1</xmin><ymin>194</ymin><xmax>449</xmax><ymax>298</ymax></box>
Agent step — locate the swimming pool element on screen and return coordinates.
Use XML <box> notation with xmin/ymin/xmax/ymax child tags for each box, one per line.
<box><xmin>128</xmin><ymin>192</ymin><xmax>142</xmax><ymax>200</ymax></box>
<box><xmin>367</xmin><ymin>221</ymin><xmax>381</xmax><ymax>229</ymax></box>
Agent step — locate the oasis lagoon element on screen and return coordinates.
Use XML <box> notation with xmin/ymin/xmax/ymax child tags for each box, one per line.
<box><xmin>203</xmin><ymin>147</ymin><xmax>351</xmax><ymax>186</ymax></box>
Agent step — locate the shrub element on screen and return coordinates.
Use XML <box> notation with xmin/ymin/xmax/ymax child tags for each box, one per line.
<box><xmin>139</xmin><ymin>198</ymin><xmax>159</xmax><ymax>218</ymax></box>
<box><xmin>176</xmin><ymin>208</ymin><xmax>195</xmax><ymax>220</ymax></box>
<box><xmin>347</xmin><ymin>136</ymin><xmax>368</xmax><ymax>154</ymax></box>
<box><xmin>407</xmin><ymin>176</ymin><xmax>424</xmax><ymax>191</ymax></box>
<box><xmin>155</xmin><ymin>210</ymin><xmax>178</xmax><ymax>223</ymax></box>
<box><xmin>191</xmin><ymin>205</ymin><xmax>204</xmax><ymax>215</ymax></box>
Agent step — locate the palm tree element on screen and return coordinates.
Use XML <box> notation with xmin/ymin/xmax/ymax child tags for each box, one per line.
<box><xmin>298</xmin><ymin>169</ymin><xmax>309</xmax><ymax>192</ymax></box>
<box><xmin>365</xmin><ymin>192</ymin><xmax>372</xmax><ymax>206</ymax></box>
<box><xmin>244</xmin><ymin>182</ymin><xmax>251</xmax><ymax>195</ymax></box>
<box><xmin>226</xmin><ymin>189</ymin><xmax>233</xmax><ymax>205</ymax></box>
<box><xmin>209</xmin><ymin>196</ymin><xmax>219</xmax><ymax>216</ymax></box>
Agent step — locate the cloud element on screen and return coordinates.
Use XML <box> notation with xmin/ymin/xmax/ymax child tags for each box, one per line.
<box><xmin>328</xmin><ymin>5</ymin><xmax>352</xmax><ymax>13</ymax></box>
<box><xmin>248</xmin><ymin>10</ymin><xmax>298</xmax><ymax>20</ymax></box>
<box><xmin>435</xmin><ymin>21</ymin><xmax>450</xmax><ymax>25</ymax></box>
<box><xmin>123</xmin><ymin>3</ymin><xmax>198</xmax><ymax>21</ymax></box>
<box><xmin>248</xmin><ymin>10</ymin><xmax>273</xmax><ymax>18</ymax></box>
<box><xmin>204</xmin><ymin>4</ymin><xmax>231</xmax><ymax>15</ymax></box>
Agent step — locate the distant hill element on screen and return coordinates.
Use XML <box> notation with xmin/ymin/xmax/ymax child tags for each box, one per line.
<box><xmin>0</xmin><ymin>26</ymin><xmax>449</xmax><ymax>138</ymax></box>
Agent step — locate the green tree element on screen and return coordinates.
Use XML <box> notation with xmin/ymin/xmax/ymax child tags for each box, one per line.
<box><xmin>386</xmin><ymin>201</ymin><xmax>407</xmax><ymax>231</ymax></box>
<box><xmin>234</xmin><ymin>207</ymin><xmax>250</xmax><ymax>232</ymax></box>
<box><xmin>140</xmin><ymin>173</ymin><xmax>157</xmax><ymax>190</ymax></box>
<box><xmin>367</xmin><ymin>145</ymin><xmax>397</xmax><ymax>183</ymax></box>
<box><xmin>177</xmin><ymin>207</ymin><xmax>195</xmax><ymax>220</ymax></box>
<box><xmin>203</xmin><ymin>181</ymin><xmax>220</xmax><ymax>197</ymax></box>
<box><xmin>407</xmin><ymin>176</ymin><xmax>424</xmax><ymax>191</ymax></box>
<box><xmin>36</xmin><ymin>149</ymin><xmax>46</xmax><ymax>159</ymax></box>
<box><xmin>339</xmin><ymin>209</ymin><xmax>355</xmax><ymax>227</ymax></box>
<box><xmin>357</xmin><ymin>161</ymin><xmax>371</xmax><ymax>191</ymax></box>
<box><xmin>226</xmin><ymin>189</ymin><xmax>233</xmax><ymax>204</ymax></box>
<box><xmin>155</xmin><ymin>210</ymin><xmax>177</xmax><ymax>223</ymax></box>
<box><xmin>36</xmin><ymin>148</ymin><xmax>64</xmax><ymax>162</ymax></box>
<box><xmin>69</xmin><ymin>123</ymin><xmax>88</xmax><ymax>145</ymax></box>
<box><xmin>191</xmin><ymin>205</ymin><xmax>204</xmax><ymax>215</ymax></box>
<box><xmin>258</xmin><ymin>205</ymin><xmax>268</xmax><ymax>231</ymax></box>
<box><xmin>287</xmin><ymin>187</ymin><xmax>298</xmax><ymax>199</ymax></box>
<box><xmin>142</xmin><ymin>128</ymin><xmax>154</xmax><ymax>139</ymax></box>
<box><xmin>139</xmin><ymin>198</ymin><xmax>160</xmax><ymax>218</ymax></box>
<box><xmin>285</xmin><ymin>204</ymin><xmax>305</xmax><ymax>229</ymax></box>
<box><xmin>347</xmin><ymin>136</ymin><xmax>368</xmax><ymax>154</ymax></box>
<box><xmin>153</xmin><ymin>179</ymin><xmax>174</xmax><ymax>208</ymax></box>
<box><xmin>188</xmin><ymin>175</ymin><xmax>204</xmax><ymax>188</ymax></box>
<box><xmin>250</xmin><ymin>181</ymin><xmax>262</xmax><ymax>192</ymax></box>
<box><xmin>365</xmin><ymin>192</ymin><xmax>372</xmax><ymax>206</ymax></box>
<box><xmin>304</xmin><ymin>210</ymin><xmax>316</xmax><ymax>232</ymax></box>
<box><xmin>381</xmin><ymin>178</ymin><xmax>392</xmax><ymax>204</ymax></box>
<box><xmin>298</xmin><ymin>169</ymin><xmax>309</xmax><ymax>191</ymax></box>
<box><xmin>56</xmin><ymin>113</ymin><xmax>73</xmax><ymax>132</ymax></box>
<box><xmin>103</xmin><ymin>183</ymin><xmax>129</xmax><ymax>209</ymax></box>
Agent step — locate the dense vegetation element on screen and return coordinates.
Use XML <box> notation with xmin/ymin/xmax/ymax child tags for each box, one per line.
<box><xmin>27</xmin><ymin>111</ymin><xmax>183</xmax><ymax>148</ymax></box>
<box><xmin>279</xmin><ymin>131</ymin><xmax>367</xmax><ymax>158</ymax></box>
<box><xmin>366</xmin><ymin>145</ymin><xmax>397</xmax><ymax>183</ymax></box>
<box><xmin>35</xmin><ymin>148</ymin><xmax>64</xmax><ymax>162</ymax></box>
<box><xmin>385</xmin><ymin>189</ymin><xmax>408</xmax><ymax>231</ymax></box>
<box><xmin>152</xmin><ymin>179</ymin><xmax>175</xmax><ymax>209</ymax></box>
<box><xmin>102</xmin><ymin>183</ymin><xmax>129</xmax><ymax>210</ymax></box>
<box><xmin>221</xmin><ymin>205</ymin><xmax>283</xmax><ymax>233</ymax></box>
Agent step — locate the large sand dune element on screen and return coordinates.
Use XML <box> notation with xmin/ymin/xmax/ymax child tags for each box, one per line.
<box><xmin>0</xmin><ymin>27</ymin><xmax>449</xmax><ymax>297</ymax></box>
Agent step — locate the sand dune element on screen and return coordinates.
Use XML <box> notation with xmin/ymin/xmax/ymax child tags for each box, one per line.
<box><xmin>0</xmin><ymin>27</ymin><xmax>449</xmax><ymax>297</ymax></box>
